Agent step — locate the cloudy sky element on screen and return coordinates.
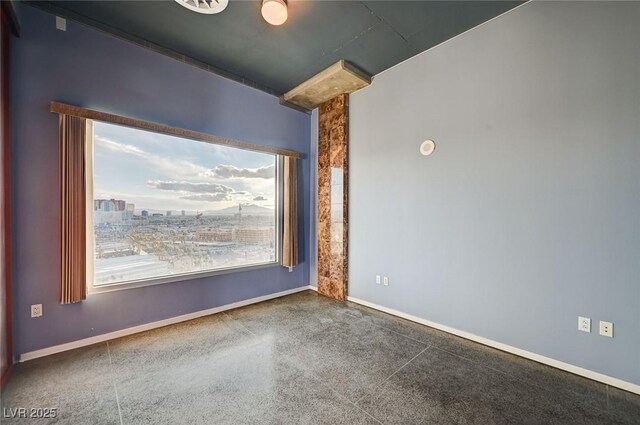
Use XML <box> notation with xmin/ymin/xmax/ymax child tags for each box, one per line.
<box><xmin>93</xmin><ymin>122</ymin><xmax>276</xmax><ymax>213</ymax></box>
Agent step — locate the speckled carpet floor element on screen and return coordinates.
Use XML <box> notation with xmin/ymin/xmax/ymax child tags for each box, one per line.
<box><xmin>2</xmin><ymin>290</ymin><xmax>639</xmax><ymax>424</ymax></box>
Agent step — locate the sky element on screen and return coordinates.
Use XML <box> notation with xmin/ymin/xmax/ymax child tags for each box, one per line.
<box><xmin>92</xmin><ymin>121</ymin><xmax>276</xmax><ymax>213</ymax></box>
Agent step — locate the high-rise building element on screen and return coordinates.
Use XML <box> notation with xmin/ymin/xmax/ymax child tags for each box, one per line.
<box><xmin>94</xmin><ymin>198</ymin><xmax>127</xmax><ymax>212</ymax></box>
<box><xmin>95</xmin><ymin>199</ymin><xmax>114</xmax><ymax>211</ymax></box>
<box><xmin>181</xmin><ymin>210</ymin><xmax>185</xmax><ymax>216</ymax></box>
<box><xmin>166</xmin><ymin>211</ymin><xmax>172</xmax><ymax>217</ymax></box>
<box><xmin>125</xmin><ymin>203</ymin><xmax>135</xmax><ymax>220</ymax></box>
<box><xmin>141</xmin><ymin>210</ymin><xmax>149</xmax><ymax>217</ymax></box>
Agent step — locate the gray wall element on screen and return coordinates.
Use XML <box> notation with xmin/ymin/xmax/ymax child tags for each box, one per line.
<box><xmin>349</xmin><ymin>1</ymin><xmax>640</xmax><ymax>385</ymax></box>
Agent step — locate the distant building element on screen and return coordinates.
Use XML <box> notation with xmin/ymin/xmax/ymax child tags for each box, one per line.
<box><xmin>166</xmin><ymin>211</ymin><xmax>172</xmax><ymax>217</ymax></box>
<box><xmin>233</xmin><ymin>228</ymin><xmax>273</xmax><ymax>244</ymax></box>
<box><xmin>94</xmin><ymin>198</ymin><xmax>127</xmax><ymax>212</ymax></box>
<box><xmin>141</xmin><ymin>210</ymin><xmax>149</xmax><ymax>217</ymax></box>
<box><xmin>93</xmin><ymin>198</ymin><xmax>131</xmax><ymax>224</ymax></box>
<box><xmin>181</xmin><ymin>210</ymin><xmax>186</xmax><ymax>216</ymax></box>
<box><xmin>196</xmin><ymin>230</ymin><xmax>233</xmax><ymax>242</ymax></box>
<box><xmin>125</xmin><ymin>203</ymin><xmax>135</xmax><ymax>220</ymax></box>
<box><xmin>94</xmin><ymin>199</ymin><xmax>114</xmax><ymax>212</ymax></box>
<box><xmin>152</xmin><ymin>213</ymin><xmax>163</xmax><ymax>217</ymax></box>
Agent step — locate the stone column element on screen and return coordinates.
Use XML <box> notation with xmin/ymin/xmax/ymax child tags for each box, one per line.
<box><xmin>317</xmin><ymin>94</ymin><xmax>348</xmax><ymax>301</ymax></box>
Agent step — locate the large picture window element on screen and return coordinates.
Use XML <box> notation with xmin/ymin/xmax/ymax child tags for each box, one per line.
<box><xmin>87</xmin><ymin>121</ymin><xmax>279</xmax><ymax>288</ymax></box>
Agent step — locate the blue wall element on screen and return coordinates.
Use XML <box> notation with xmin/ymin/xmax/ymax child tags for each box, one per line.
<box><xmin>11</xmin><ymin>5</ymin><xmax>311</xmax><ymax>355</ymax></box>
<box><xmin>349</xmin><ymin>1</ymin><xmax>640</xmax><ymax>385</ymax></box>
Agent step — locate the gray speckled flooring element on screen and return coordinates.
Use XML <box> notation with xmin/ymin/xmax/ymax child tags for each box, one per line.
<box><xmin>2</xmin><ymin>291</ymin><xmax>639</xmax><ymax>424</ymax></box>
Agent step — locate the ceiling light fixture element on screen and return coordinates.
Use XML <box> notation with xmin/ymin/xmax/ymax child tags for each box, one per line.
<box><xmin>261</xmin><ymin>0</ymin><xmax>288</xmax><ymax>26</ymax></box>
<box><xmin>175</xmin><ymin>0</ymin><xmax>229</xmax><ymax>15</ymax></box>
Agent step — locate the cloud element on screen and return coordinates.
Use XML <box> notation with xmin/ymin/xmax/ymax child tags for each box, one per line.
<box><xmin>205</xmin><ymin>164</ymin><xmax>275</xmax><ymax>179</ymax></box>
<box><xmin>180</xmin><ymin>194</ymin><xmax>231</xmax><ymax>202</ymax></box>
<box><xmin>96</xmin><ymin>136</ymin><xmax>273</xmax><ymax>186</ymax></box>
<box><xmin>94</xmin><ymin>137</ymin><xmax>145</xmax><ymax>155</ymax></box>
<box><xmin>95</xmin><ymin>135</ymin><xmax>210</xmax><ymax>179</ymax></box>
<box><xmin>253</xmin><ymin>196</ymin><xmax>267</xmax><ymax>201</ymax></box>
<box><xmin>147</xmin><ymin>180</ymin><xmax>242</xmax><ymax>203</ymax></box>
<box><xmin>147</xmin><ymin>180</ymin><xmax>234</xmax><ymax>194</ymax></box>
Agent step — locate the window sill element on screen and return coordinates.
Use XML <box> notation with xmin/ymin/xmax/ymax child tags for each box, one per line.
<box><xmin>88</xmin><ymin>261</ymin><xmax>282</xmax><ymax>295</ymax></box>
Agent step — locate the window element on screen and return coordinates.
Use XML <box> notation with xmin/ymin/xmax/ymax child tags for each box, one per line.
<box><xmin>86</xmin><ymin>121</ymin><xmax>279</xmax><ymax>289</ymax></box>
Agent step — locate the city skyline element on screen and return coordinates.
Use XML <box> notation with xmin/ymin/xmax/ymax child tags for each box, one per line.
<box><xmin>93</xmin><ymin>121</ymin><xmax>277</xmax><ymax>212</ymax></box>
<box><xmin>93</xmin><ymin>196</ymin><xmax>274</xmax><ymax>216</ymax></box>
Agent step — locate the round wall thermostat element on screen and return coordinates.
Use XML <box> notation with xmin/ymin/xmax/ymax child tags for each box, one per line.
<box><xmin>420</xmin><ymin>140</ymin><xmax>436</xmax><ymax>156</ymax></box>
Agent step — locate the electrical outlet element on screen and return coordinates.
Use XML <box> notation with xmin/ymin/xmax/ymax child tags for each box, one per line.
<box><xmin>375</xmin><ymin>275</ymin><xmax>381</xmax><ymax>284</ymax></box>
<box><xmin>31</xmin><ymin>304</ymin><xmax>43</xmax><ymax>318</ymax></box>
<box><xmin>578</xmin><ymin>316</ymin><xmax>591</xmax><ymax>333</ymax></box>
<box><xmin>383</xmin><ymin>276</ymin><xmax>389</xmax><ymax>286</ymax></box>
<box><xmin>599</xmin><ymin>321</ymin><xmax>613</xmax><ymax>338</ymax></box>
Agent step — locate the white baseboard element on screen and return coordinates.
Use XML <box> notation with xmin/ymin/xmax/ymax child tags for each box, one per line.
<box><xmin>22</xmin><ymin>285</ymin><xmax>638</xmax><ymax>395</ymax></box>
<box><xmin>346</xmin><ymin>295</ymin><xmax>640</xmax><ymax>396</ymax></box>
<box><xmin>19</xmin><ymin>285</ymin><xmax>312</xmax><ymax>362</ymax></box>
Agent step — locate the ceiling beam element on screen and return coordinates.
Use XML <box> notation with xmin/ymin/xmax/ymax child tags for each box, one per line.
<box><xmin>281</xmin><ymin>60</ymin><xmax>371</xmax><ymax>111</ymax></box>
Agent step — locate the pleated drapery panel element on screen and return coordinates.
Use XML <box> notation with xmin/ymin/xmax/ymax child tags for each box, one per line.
<box><xmin>59</xmin><ymin>114</ymin><xmax>87</xmax><ymax>304</ymax></box>
<box><xmin>282</xmin><ymin>156</ymin><xmax>299</xmax><ymax>269</ymax></box>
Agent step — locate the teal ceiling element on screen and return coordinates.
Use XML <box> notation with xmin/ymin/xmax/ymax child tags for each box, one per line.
<box><xmin>32</xmin><ymin>1</ymin><xmax>524</xmax><ymax>95</ymax></box>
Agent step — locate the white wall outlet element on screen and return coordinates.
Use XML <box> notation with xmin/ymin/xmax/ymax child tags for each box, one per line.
<box><xmin>578</xmin><ymin>316</ymin><xmax>591</xmax><ymax>333</ymax></box>
<box><xmin>599</xmin><ymin>321</ymin><xmax>613</xmax><ymax>338</ymax></box>
<box><xmin>383</xmin><ymin>276</ymin><xmax>389</xmax><ymax>286</ymax></box>
<box><xmin>31</xmin><ymin>304</ymin><xmax>43</xmax><ymax>318</ymax></box>
<box><xmin>375</xmin><ymin>275</ymin><xmax>381</xmax><ymax>284</ymax></box>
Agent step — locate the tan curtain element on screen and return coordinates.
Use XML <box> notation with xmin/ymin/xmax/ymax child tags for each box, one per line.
<box><xmin>60</xmin><ymin>115</ymin><xmax>87</xmax><ymax>303</ymax></box>
<box><xmin>282</xmin><ymin>156</ymin><xmax>298</xmax><ymax>269</ymax></box>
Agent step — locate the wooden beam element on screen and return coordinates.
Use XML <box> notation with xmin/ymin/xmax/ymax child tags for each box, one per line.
<box><xmin>50</xmin><ymin>101</ymin><xmax>303</xmax><ymax>159</ymax></box>
<box><xmin>281</xmin><ymin>60</ymin><xmax>371</xmax><ymax>111</ymax></box>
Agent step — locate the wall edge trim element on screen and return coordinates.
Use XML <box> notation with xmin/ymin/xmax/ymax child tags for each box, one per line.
<box><xmin>19</xmin><ymin>285</ymin><xmax>312</xmax><ymax>362</ymax></box>
<box><xmin>346</xmin><ymin>295</ymin><xmax>640</xmax><ymax>396</ymax></box>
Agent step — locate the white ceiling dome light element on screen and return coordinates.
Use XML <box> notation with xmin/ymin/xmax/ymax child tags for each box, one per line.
<box><xmin>261</xmin><ymin>0</ymin><xmax>288</xmax><ymax>26</ymax></box>
<box><xmin>175</xmin><ymin>0</ymin><xmax>229</xmax><ymax>15</ymax></box>
<box><xmin>420</xmin><ymin>139</ymin><xmax>436</xmax><ymax>156</ymax></box>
